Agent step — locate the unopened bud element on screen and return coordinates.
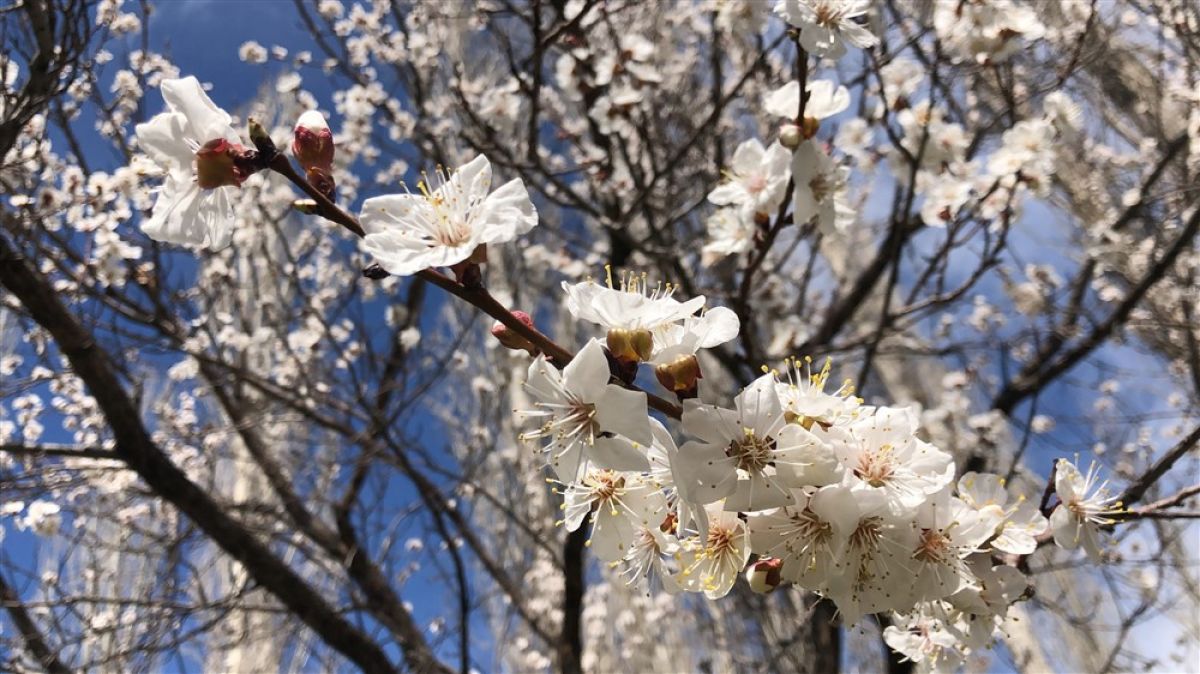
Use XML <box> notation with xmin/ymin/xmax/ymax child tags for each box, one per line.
<box><xmin>247</xmin><ymin>117</ymin><xmax>276</xmax><ymax>158</ymax></box>
<box><xmin>606</xmin><ymin>328</ymin><xmax>653</xmax><ymax>364</ymax></box>
<box><xmin>746</xmin><ymin>557</ymin><xmax>784</xmax><ymax>594</ymax></box>
<box><xmin>779</xmin><ymin>123</ymin><xmax>803</xmax><ymax>150</ymax></box>
<box><xmin>195</xmin><ymin>138</ymin><xmax>253</xmax><ymax>189</ymax></box>
<box><xmin>292</xmin><ymin>199</ymin><xmax>320</xmax><ymax>214</ymax></box>
<box><xmin>655</xmin><ymin>354</ymin><xmax>701</xmax><ymax>395</ymax></box>
<box><xmin>293</xmin><ymin>110</ymin><xmax>335</xmax><ymax>173</ymax></box>
<box><xmin>491</xmin><ymin>310</ymin><xmax>538</xmax><ymax>355</ymax></box>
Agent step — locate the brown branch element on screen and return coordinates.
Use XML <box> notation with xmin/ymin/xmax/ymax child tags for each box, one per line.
<box><xmin>1117</xmin><ymin>425</ymin><xmax>1200</xmax><ymax>508</ymax></box>
<box><xmin>269</xmin><ymin>154</ymin><xmax>684</xmax><ymax>419</ymax></box>
<box><xmin>0</xmin><ymin>443</ymin><xmax>120</xmax><ymax>461</ymax></box>
<box><xmin>194</xmin><ymin>362</ymin><xmax>447</xmax><ymax>670</ymax></box>
<box><xmin>0</xmin><ymin>571</ymin><xmax>70</xmax><ymax>674</ymax></box>
<box><xmin>0</xmin><ymin>236</ymin><xmax>404</xmax><ymax>674</ymax></box>
<box><xmin>993</xmin><ymin>203</ymin><xmax>1200</xmax><ymax>415</ymax></box>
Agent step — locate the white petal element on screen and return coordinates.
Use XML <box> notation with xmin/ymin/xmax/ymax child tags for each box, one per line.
<box><xmin>523</xmin><ymin>355</ymin><xmax>561</xmax><ymax>401</ymax></box>
<box><xmin>359</xmin><ymin>193</ymin><xmax>428</xmax><ymax>236</ymax></box>
<box><xmin>723</xmin><ymin>473</ymin><xmax>795</xmax><ymax>512</ymax></box>
<box><xmin>563</xmin><ymin>338</ymin><xmax>611</xmax><ymax>403</ymax></box>
<box><xmin>160</xmin><ymin>76</ymin><xmax>238</xmax><ymax>144</ymax></box>
<box><xmin>707</xmin><ymin>182</ymin><xmax>747</xmax><ymax>206</ymax></box>
<box><xmin>691</xmin><ymin>307</ymin><xmax>740</xmax><ymax>349</ymax></box>
<box><xmin>135</xmin><ymin>112</ymin><xmax>192</xmax><ymax>170</ymax></box>
<box><xmin>810</xmin><ymin>486</ymin><xmax>861</xmax><ymax>538</ymax></box>
<box><xmin>360</xmin><ymin>231</ymin><xmax>477</xmax><ymax>276</ymax></box>
<box><xmin>806</xmin><ymin>80</ymin><xmax>850</xmax><ymax>119</ymax></box>
<box><xmin>441</xmin><ymin>154</ymin><xmax>492</xmax><ymax>208</ymax></box>
<box><xmin>595</xmin><ymin>385</ymin><xmax>651</xmax><ymax>446</ymax></box>
<box><xmin>477</xmin><ymin>177</ymin><xmax>538</xmax><ymax>242</ymax></box>
<box><xmin>676</xmin><ymin>440</ymin><xmax>738</xmax><ymax>504</ymax></box>
<box><xmin>589</xmin><ymin>436</ymin><xmax>651</xmax><ymax>472</ymax></box>
<box><xmin>765</xmin><ymin>81</ymin><xmax>801</xmax><ymax>119</ymax></box>
<box><xmin>681</xmin><ymin>399</ymin><xmax>740</xmax><ymax>445</ymax></box>
<box><xmin>729</xmin><ymin>138</ymin><xmax>766</xmax><ymax>174</ymax></box>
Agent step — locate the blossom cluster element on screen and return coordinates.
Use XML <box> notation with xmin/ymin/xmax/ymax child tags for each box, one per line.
<box><xmin>512</xmin><ymin>281</ymin><xmax>1126</xmax><ymax>670</ymax></box>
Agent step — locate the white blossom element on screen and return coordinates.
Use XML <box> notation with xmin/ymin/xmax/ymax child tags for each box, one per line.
<box><xmin>518</xmin><ymin>339</ymin><xmax>652</xmax><ymax>480</ymax></box>
<box><xmin>707</xmin><ymin>139</ymin><xmax>791</xmax><ymax>214</ymax></box>
<box><xmin>134</xmin><ymin>76</ymin><xmax>247</xmax><ymax>249</ymax></box>
<box><xmin>360</xmin><ymin>155</ymin><xmax>538</xmax><ymax>276</ymax></box>
<box><xmin>1050</xmin><ymin>460</ymin><xmax>1122</xmax><ymax>561</ymax></box>
<box><xmin>774</xmin><ymin>0</ymin><xmax>879</xmax><ymax>58</ymax></box>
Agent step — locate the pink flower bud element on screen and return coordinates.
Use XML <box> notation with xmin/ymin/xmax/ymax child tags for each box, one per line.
<box><xmin>491</xmin><ymin>310</ymin><xmax>538</xmax><ymax>354</ymax></box>
<box><xmin>194</xmin><ymin>138</ymin><xmax>254</xmax><ymax>189</ymax></box>
<box><xmin>292</xmin><ymin>110</ymin><xmax>334</xmax><ymax>173</ymax></box>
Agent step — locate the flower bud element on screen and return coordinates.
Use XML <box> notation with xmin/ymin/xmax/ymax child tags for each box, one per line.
<box><xmin>491</xmin><ymin>310</ymin><xmax>538</xmax><ymax>355</ymax></box>
<box><xmin>745</xmin><ymin>557</ymin><xmax>783</xmax><ymax>594</ymax></box>
<box><xmin>195</xmin><ymin>138</ymin><xmax>252</xmax><ymax>189</ymax></box>
<box><xmin>655</xmin><ymin>354</ymin><xmax>701</xmax><ymax>395</ymax></box>
<box><xmin>606</xmin><ymin>328</ymin><xmax>653</xmax><ymax>364</ymax></box>
<box><xmin>247</xmin><ymin>117</ymin><xmax>276</xmax><ymax>158</ymax></box>
<box><xmin>293</xmin><ymin>110</ymin><xmax>334</xmax><ymax>173</ymax></box>
<box><xmin>779</xmin><ymin>123</ymin><xmax>803</xmax><ymax>150</ymax></box>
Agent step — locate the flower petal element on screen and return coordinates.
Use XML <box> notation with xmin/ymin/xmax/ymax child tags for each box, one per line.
<box><xmin>563</xmin><ymin>338</ymin><xmax>611</xmax><ymax>403</ymax></box>
<box><xmin>160</xmin><ymin>76</ymin><xmax>238</xmax><ymax>144</ymax></box>
<box><xmin>595</xmin><ymin>385</ymin><xmax>651</xmax><ymax>446</ymax></box>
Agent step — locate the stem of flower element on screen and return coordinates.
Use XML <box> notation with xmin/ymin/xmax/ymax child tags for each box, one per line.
<box><xmin>268</xmin><ymin>156</ymin><xmax>683</xmax><ymax>419</ymax></box>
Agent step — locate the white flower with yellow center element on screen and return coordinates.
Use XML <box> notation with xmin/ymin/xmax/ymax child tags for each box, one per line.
<box><xmin>748</xmin><ymin>485</ymin><xmax>859</xmax><ymax>588</ymax></box>
<box><xmin>820</xmin><ymin>489</ymin><xmax>913</xmax><ymax>625</ymax></box>
<box><xmin>955</xmin><ymin>471</ymin><xmax>1048</xmax><ymax>555</ymax></box>
<box><xmin>792</xmin><ymin>140</ymin><xmax>853</xmax><ymax>234</ymax></box>
<box><xmin>616</xmin><ymin>522</ymin><xmax>683</xmax><ymax>595</ymax></box>
<box><xmin>562</xmin><ymin>270</ymin><xmax>706</xmax><ymax>334</ymax></box>
<box><xmin>882</xmin><ymin>603</ymin><xmax>964</xmax><ymax>673</ymax></box>
<box><xmin>517</xmin><ymin>339</ymin><xmax>652</xmax><ymax>481</ymax></box>
<box><xmin>834</xmin><ymin>406</ymin><xmax>955</xmax><ymax>515</ymax></box>
<box><xmin>561</xmin><ymin>470</ymin><xmax>666</xmax><ymax>563</ymax></box>
<box><xmin>774</xmin><ymin>0</ymin><xmax>879</xmax><ymax>59</ymax></box>
<box><xmin>360</xmin><ymin>154</ymin><xmax>537</xmax><ymax>276</ymax></box>
<box><xmin>562</xmin><ymin>269</ymin><xmax>707</xmax><ymax>362</ymax></box>
<box><xmin>905</xmin><ymin>491</ymin><xmax>1001</xmax><ymax>602</ymax></box>
<box><xmin>775</xmin><ymin>356</ymin><xmax>864</xmax><ymax>432</ymax></box>
<box><xmin>1049</xmin><ymin>459</ymin><xmax>1122</xmax><ymax>561</ymax></box>
<box><xmin>678</xmin><ymin>373</ymin><xmax>832</xmax><ymax>512</ymax></box>
<box><xmin>676</xmin><ymin>505</ymin><xmax>751</xmax><ymax>599</ymax></box>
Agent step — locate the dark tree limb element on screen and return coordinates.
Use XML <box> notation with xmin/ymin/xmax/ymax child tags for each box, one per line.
<box><xmin>0</xmin><ymin>572</ymin><xmax>71</xmax><ymax>674</ymax></box>
<box><xmin>0</xmin><ymin>235</ymin><xmax>411</xmax><ymax>674</ymax></box>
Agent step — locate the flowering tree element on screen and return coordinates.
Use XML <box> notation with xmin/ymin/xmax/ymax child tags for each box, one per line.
<box><xmin>2</xmin><ymin>0</ymin><xmax>1198</xmax><ymax>672</ymax></box>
